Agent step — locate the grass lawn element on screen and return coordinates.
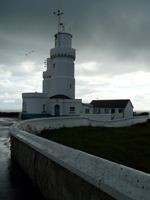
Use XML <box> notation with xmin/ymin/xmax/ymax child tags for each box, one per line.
<box><xmin>39</xmin><ymin>120</ymin><xmax>150</xmax><ymax>174</ymax></box>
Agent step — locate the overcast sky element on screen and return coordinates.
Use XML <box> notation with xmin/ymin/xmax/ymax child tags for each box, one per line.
<box><xmin>1</xmin><ymin>0</ymin><xmax>150</xmax><ymax>111</ymax></box>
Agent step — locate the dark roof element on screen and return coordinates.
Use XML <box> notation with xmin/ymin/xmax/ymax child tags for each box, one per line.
<box><xmin>82</xmin><ymin>103</ymin><xmax>93</xmax><ymax>107</ymax></box>
<box><xmin>50</xmin><ymin>94</ymin><xmax>72</xmax><ymax>99</ymax></box>
<box><xmin>90</xmin><ymin>99</ymin><xmax>133</xmax><ymax>108</ymax></box>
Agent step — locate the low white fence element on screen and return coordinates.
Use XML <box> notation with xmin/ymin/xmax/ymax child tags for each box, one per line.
<box><xmin>17</xmin><ymin>115</ymin><xmax>150</xmax><ymax>134</ymax></box>
<box><xmin>80</xmin><ymin>113</ymin><xmax>123</xmax><ymax>121</ymax></box>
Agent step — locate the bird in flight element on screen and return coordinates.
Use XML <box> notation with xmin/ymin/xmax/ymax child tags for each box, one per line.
<box><xmin>25</xmin><ymin>51</ymin><xmax>34</xmax><ymax>56</ymax></box>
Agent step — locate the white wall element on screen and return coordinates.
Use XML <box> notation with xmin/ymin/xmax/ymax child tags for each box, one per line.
<box><xmin>43</xmin><ymin>58</ymin><xmax>52</xmax><ymax>94</ymax></box>
<box><xmin>49</xmin><ymin>99</ymin><xmax>82</xmax><ymax>116</ymax></box>
<box><xmin>63</xmin><ymin>101</ymin><xmax>82</xmax><ymax>116</ymax></box>
<box><xmin>22</xmin><ymin>93</ymin><xmax>49</xmax><ymax>114</ymax></box>
<box><xmin>43</xmin><ymin>56</ymin><xmax>75</xmax><ymax>99</ymax></box>
<box><xmin>50</xmin><ymin>47</ymin><xmax>75</xmax><ymax>58</ymax></box>
<box><xmin>82</xmin><ymin>104</ymin><xmax>93</xmax><ymax>114</ymax></box>
<box><xmin>94</xmin><ymin>108</ymin><xmax>124</xmax><ymax>115</ymax></box>
<box><xmin>55</xmin><ymin>32</ymin><xmax>72</xmax><ymax>48</ymax></box>
<box><xmin>18</xmin><ymin>116</ymin><xmax>150</xmax><ymax>133</ymax></box>
<box><xmin>43</xmin><ymin>30</ymin><xmax>76</xmax><ymax>99</ymax></box>
<box><xmin>81</xmin><ymin>113</ymin><xmax>123</xmax><ymax>121</ymax></box>
<box><xmin>42</xmin><ymin>78</ymin><xmax>50</xmax><ymax>94</ymax></box>
<box><xmin>93</xmin><ymin>107</ymin><xmax>133</xmax><ymax>119</ymax></box>
<box><xmin>10</xmin><ymin>116</ymin><xmax>150</xmax><ymax>200</ymax></box>
<box><xmin>124</xmin><ymin>101</ymin><xmax>133</xmax><ymax>118</ymax></box>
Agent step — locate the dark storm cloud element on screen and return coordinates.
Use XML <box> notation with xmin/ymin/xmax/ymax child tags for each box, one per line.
<box><xmin>1</xmin><ymin>0</ymin><xmax>150</xmax><ymax>77</ymax></box>
<box><xmin>73</xmin><ymin>1</ymin><xmax>150</xmax><ymax>73</ymax></box>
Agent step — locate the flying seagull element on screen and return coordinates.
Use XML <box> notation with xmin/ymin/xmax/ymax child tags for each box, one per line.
<box><xmin>25</xmin><ymin>51</ymin><xmax>34</xmax><ymax>56</ymax></box>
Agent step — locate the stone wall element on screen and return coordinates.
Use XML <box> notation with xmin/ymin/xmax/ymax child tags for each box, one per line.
<box><xmin>10</xmin><ymin>117</ymin><xmax>150</xmax><ymax>200</ymax></box>
<box><xmin>11</xmin><ymin>136</ymin><xmax>115</xmax><ymax>200</ymax></box>
<box><xmin>17</xmin><ymin>116</ymin><xmax>150</xmax><ymax>135</ymax></box>
<box><xmin>80</xmin><ymin>113</ymin><xmax>123</xmax><ymax>121</ymax></box>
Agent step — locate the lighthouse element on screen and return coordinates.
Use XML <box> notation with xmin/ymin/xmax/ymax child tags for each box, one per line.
<box><xmin>21</xmin><ymin>10</ymin><xmax>133</xmax><ymax>120</ymax></box>
<box><xmin>43</xmin><ymin>15</ymin><xmax>75</xmax><ymax>99</ymax></box>
<box><xmin>21</xmin><ymin>10</ymin><xmax>83</xmax><ymax>119</ymax></box>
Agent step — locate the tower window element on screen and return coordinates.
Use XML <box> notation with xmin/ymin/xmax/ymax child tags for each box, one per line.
<box><xmin>70</xmin><ymin>84</ymin><xmax>72</xmax><ymax>89</ymax></box>
<box><xmin>53</xmin><ymin>63</ymin><xmax>55</xmax><ymax>68</ymax></box>
<box><xmin>43</xmin><ymin>104</ymin><xmax>45</xmax><ymax>111</ymax></box>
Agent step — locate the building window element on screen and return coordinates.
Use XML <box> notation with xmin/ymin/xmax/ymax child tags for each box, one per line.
<box><xmin>53</xmin><ymin>63</ymin><xmax>55</xmax><ymax>68</ymax></box>
<box><xmin>85</xmin><ymin>109</ymin><xmax>89</xmax><ymax>114</ymax></box>
<box><xmin>43</xmin><ymin>104</ymin><xmax>45</xmax><ymax>111</ymax></box>
<box><xmin>111</xmin><ymin>109</ymin><xmax>115</xmax><ymax>114</ymax></box>
<box><xmin>70</xmin><ymin>107</ymin><xmax>75</xmax><ymax>111</ymax></box>
<box><xmin>105</xmin><ymin>109</ymin><xmax>109</xmax><ymax>114</ymax></box>
<box><xmin>119</xmin><ymin>109</ymin><xmax>123</xmax><ymax>113</ymax></box>
<box><xmin>70</xmin><ymin>84</ymin><xmax>72</xmax><ymax>89</ymax></box>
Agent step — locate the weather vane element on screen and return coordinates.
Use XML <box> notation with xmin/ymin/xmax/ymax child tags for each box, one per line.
<box><xmin>53</xmin><ymin>10</ymin><xmax>63</xmax><ymax>32</ymax></box>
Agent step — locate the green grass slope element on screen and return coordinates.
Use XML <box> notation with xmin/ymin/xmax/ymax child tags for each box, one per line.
<box><xmin>39</xmin><ymin>120</ymin><xmax>150</xmax><ymax>174</ymax></box>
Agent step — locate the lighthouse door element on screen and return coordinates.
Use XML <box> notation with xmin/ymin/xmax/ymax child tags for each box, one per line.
<box><xmin>55</xmin><ymin>105</ymin><xmax>60</xmax><ymax>116</ymax></box>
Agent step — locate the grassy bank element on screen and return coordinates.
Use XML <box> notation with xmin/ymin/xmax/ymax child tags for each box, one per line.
<box><xmin>39</xmin><ymin>120</ymin><xmax>150</xmax><ymax>174</ymax></box>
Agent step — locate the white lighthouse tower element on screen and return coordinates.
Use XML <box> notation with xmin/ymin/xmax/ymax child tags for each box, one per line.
<box><xmin>43</xmin><ymin>11</ymin><xmax>75</xmax><ymax>99</ymax></box>
<box><xmin>21</xmin><ymin>10</ymin><xmax>82</xmax><ymax>119</ymax></box>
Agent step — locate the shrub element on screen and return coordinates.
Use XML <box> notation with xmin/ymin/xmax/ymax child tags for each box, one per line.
<box><xmin>139</xmin><ymin>112</ymin><xmax>149</xmax><ymax>116</ymax></box>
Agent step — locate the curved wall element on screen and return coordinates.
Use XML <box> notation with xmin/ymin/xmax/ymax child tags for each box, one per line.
<box><xmin>18</xmin><ymin>116</ymin><xmax>150</xmax><ymax>134</ymax></box>
<box><xmin>10</xmin><ymin>116</ymin><xmax>150</xmax><ymax>200</ymax></box>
